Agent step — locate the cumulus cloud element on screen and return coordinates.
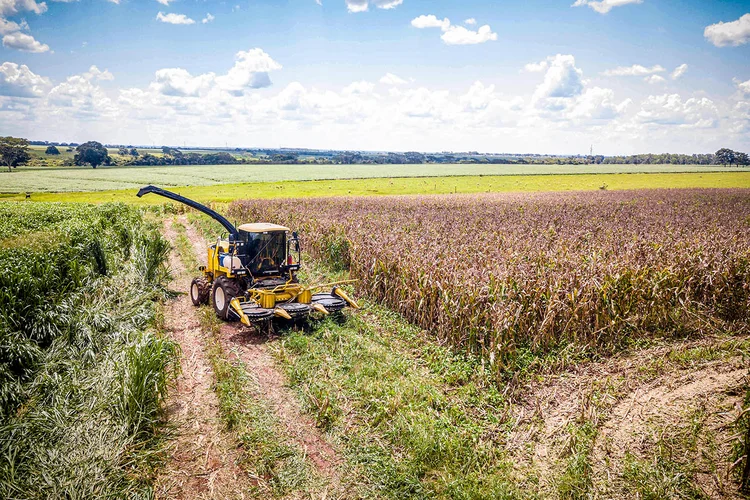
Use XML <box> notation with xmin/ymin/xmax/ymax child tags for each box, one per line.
<box><xmin>0</xmin><ymin>0</ymin><xmax>50</xmax><ymax>52</ymax></box>
<box><xmin>636</xmin><ymin>94</ymin><xmax>718</xmax><ymax>128</ymax></box>
<box><xmin>343</xmin><ymin>80</ymin><xmax>375</xmax><ymax>95</ymax></box>
<box><xmin>571</xmin><ymin>0</ymin><xmax>643</xmax><ymax>15</ymax></box>
<box><xmin>380</xmin><ymin>72</ymin><xmax>407</xmax><ymax>85</ymax></box>
<box><xmin>346</xmin><ymin>0</ymin><xmax>403</xmax><ymax>13</ymax></box>
<box><xmin>464</xmin><ymin>18</ymin><xmax>476</xmax><ymax>25</ymax></box>
<box><xmin>533</xmin><ymin>54</ymin><xmax>584</xmax><ymax>104</ymax></box>
<box><xmin>150</xmin><ymin>48</ymin><xmax>281</xmax><ymax>98</ymax></box>
<box><xmin>2</xmin><ymin>30</ymin><xmax>49</xmax><ymax>52</ymax></box>
<box><xmin>0</xmin><ymin>0</ymin><xmax>47</xmax><ymax>17</ymax></box>
<box><xmin>671</xmin><ymin>63</ymin><xmax>688</xmax><ymax>80</ymax></box>
<box><xmin>156</xmin><ymin>0</ymin><xmax>173</xmax><ymax>5</ymax></box>
<box><xmin>704</xmin><ymin>13</ymin><xmax>750</xmax><ymax>47</ymax></box>
<box><xmin>442</xmin><ymin>25</ymin><xmax>497</xmax><ymax>45</ymax></box>
<box><xmin>156</xmin><ymin>12</ymin><xmax>195</xmax><ymax>25</ymax></box>
<box><xmin>411</xmin><ymin>14</ymin><xmax>449</xmax><ymax>30</ymax></box>
<box><xmin>736</xmin><ymin>78</ymin><xmax>750</xmax><ymax>95</ymax></box>
<box><xmin>0</xmin><ymin>61</ymin><xmax>50</xmax><ymax>97</ymax></box>
<box><xmin>202</xmin><ymin>13</ymin><xmax>214</xmax><ymax>24</ymax></box>
<box><xmin>644</xmin><ymin>75</ymin><xmax>666</xmax><ymax>84</ymax></box>
<box><xmin>602</xmin><ymin>64</ymin><xmax>665</xmax><ymax>76</ymax></box>
<box><xmin>523</xmin><ymin>60</ymin><xmax>549</xmax><ymax>72</ymax></box>
<box><xmin>411</xmin><ymin>14</ymin><xmax>497</xmax><ymax>45</ymax></box>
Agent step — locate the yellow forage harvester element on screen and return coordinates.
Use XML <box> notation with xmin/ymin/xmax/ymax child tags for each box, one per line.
<box><xmin>138</xmin><ymin>185</ymin><xmax>359</xmax><ymax>326</ymax></box>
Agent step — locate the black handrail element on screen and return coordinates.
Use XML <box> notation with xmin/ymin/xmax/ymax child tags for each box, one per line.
<box><xmin>136</xmin><ymin>185</ymin><xmax>238</xmax><ymax>237</ymax></box>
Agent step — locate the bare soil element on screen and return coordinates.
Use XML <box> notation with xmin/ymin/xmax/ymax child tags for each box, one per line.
<box><xmin>505</xmin><ymin>336</ymin><xmax>748</xmax><ymax>496</ymax></box>
<box><xmin>155</xmin><ymin>221</ymin><xmax>252</xmax><ymax>500</ymax></box>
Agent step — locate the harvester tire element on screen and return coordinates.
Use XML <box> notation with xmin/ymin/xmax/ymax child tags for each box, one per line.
<box><xmin>212</xmin><ymin>276</ymin><xmax>241</xmax><ymax>321</ymax></box>
<box><xmin>190</xmin><ymin>277</ymin><xmax>210</xmax><ymax>306</ymax></box>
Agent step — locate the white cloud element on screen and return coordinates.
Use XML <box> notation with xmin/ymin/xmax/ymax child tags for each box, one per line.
<box><xmin>47</xmin><ymin>69</ymin><xmax>117</xmax><ymax>119</ymax></box>
<box><xmin>151</xmin><ymin>68</ymin><xmax>213</xmax><ymax>97</ymax></box>
<box><xmin>441</xmin><ymin>25</ymin><xmax>497</xmax><ymax>45</ymax></box>
<box><xmin>704</xmin><ymin>13</ymin><xmax>750</xmax><ymax>47</ymax></box>
<box><xmin>411</xmin><ymin>14</ymin><xmax>497</xmax><ymax>45</ymax></box>
<box><xmin>523</xmin><ymin>60</ymin><xmax>548</xmax><ymax>72</ymax></box>
<box><xmin>0</xmin><ymin>61</ymin><xmax>50</xmax><ymax>97</ymax></box>
<box><xmin>215</xmin><ymin>48</ymin><xmax>282</xmax><ymax>94</ymax></box>
<box><xmin>156</xmin><ymin>0</ymin><xmax>173</xmax><ymax>5</ymax></box>
<box><xmin>636</xmin><ymin>94</ymin><xmax>718</xmax><ymax>128</ymax></box>
<box><xmin>380</xmin><ymin>72</ymin><xmax>407</xmax><ymax>85</ymax></box>
<box><xmin>150</xmin><ymin>48</ymin><xmax>281</xmax><ymax>97</ymax></box>
<box><xmin>737</xmin><ymin>78</ymin><xmax>750</xmax><ymax>95</ymax></box>
<box><xmin>567</xmin><ymin>87</ymin><xmax>631</xmax><ymax>120</ymax></box>
<box><xmin>2</xmin><ymin>31</ymin><xmax>49</xmax><ymax>52</ymax></box>
<box><xmin>156</xmin><ymin>12</ymin><xmax>195</xmax><ymax>25</ymax></box>
<box><xmin>346</xmin><ymin>0</ymin><xmax>403</xmax><ymax>13</ymax></box>
<box><xmin>602</xmin><ymin>64</ymin><xmax>665</xmax><ymax>76</ymax></box>
<box><xmin>83</xmin><ymin>65</ymin><xmax>114</xmax><ymax>81</ymax></box>
<box><xmin>202</xmin><ymin>13</ymin><xmax>214</xmax><ymax>24</ymax></box>
<box><xmin>464</xmin><ymin>18</ymin><xmax>476</xmax><ymax>25</ymax></box>
<box><xmin>644</xmin><ymin>75</ymin><xmax>666</xmax><ymax>84</ymax></box>
<box><xmin>671</xmin><ymin>63</ymin><xmax>688</xmax><ymax>80</ymax></box>
<box><xmin>0</xmin><ymin>0</ymin><xmax>50</xmax><ymax>52</ymax></box>
<box><xmin>0</xmin><ymin>0</ymin><xmax>47</xmax><ymax>17</ymax></box>
<box><xmin>533</xmin><ymin>54</ymin><xmax>583</xmax><ymax>104</ymax></box>
<box><xmin>411</xmin><ymin>14</ymin><xmax>450</xmax><ymax>30</ymax></box>
<box><xmin>571</xmin><ymin>0</ymin><xmax>643</xmax><ymax>15</ymax></box>
<box><xmin>343</xmin><ymin>80</ymin><xmax>375</xmax><ymax>95</ymax></box>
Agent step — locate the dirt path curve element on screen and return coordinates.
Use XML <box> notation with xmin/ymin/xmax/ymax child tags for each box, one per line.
<box><xmin>156</xmin><ymin>220</ymin><xmax>252</xmax><ymax>500</ymax></box>
<box><xmin>179</xmin><ymin>216</ymin><xmax>343</xmax><ymax>489</ymax></box>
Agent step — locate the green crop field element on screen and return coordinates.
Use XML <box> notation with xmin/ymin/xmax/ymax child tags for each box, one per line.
<box><xmin>1</xmin><ymin>163</ymin><xmax>748</xmax><ymax>194</ymax></box>
<box><xmin>1</xmin><ymin>171</ymin><xmax>748</xmax><ymax>204</ymax></box>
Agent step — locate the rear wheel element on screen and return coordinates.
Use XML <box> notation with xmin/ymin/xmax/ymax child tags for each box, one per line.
<box><xmin>190</xmin><ymin>277</ymin><xmax>210</xmax><ymax>306</ymax></box>
<box><xmin>212</xmin><ymin>276</ymin><xmax>241</xmax><ymax>321</ymax></box>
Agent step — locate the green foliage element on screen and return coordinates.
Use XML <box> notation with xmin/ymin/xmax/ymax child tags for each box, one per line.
<box><xmin>0</xmin><ymin>136</ymin><xmax>31</xmax><ymax>172</ymax></box>
<box><xmin>74</xmin><ymin>141</ymin><xmax>110</xmax><ymax>169</ymax></box>
<box><xmin>45</xmin><ymin>145</ymin><xmax>60</xmax><ymax>155</ymax></box>
<box><xmin>0</xmin><ymin>202</ymin><xmax>177</xmax><ymax>498</ymax></box>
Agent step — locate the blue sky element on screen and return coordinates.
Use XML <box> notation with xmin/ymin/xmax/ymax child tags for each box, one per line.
<box><xmin>0</xmin><ymin>0</ymin><xmax>749</xmax><ymax>154</ymax></box>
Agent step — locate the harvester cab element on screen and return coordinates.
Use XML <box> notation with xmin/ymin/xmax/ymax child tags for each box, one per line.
<box><xmin>137</xmin><ymin>185</ymin><xmax>359</xmax><ymax>326</ymax></box>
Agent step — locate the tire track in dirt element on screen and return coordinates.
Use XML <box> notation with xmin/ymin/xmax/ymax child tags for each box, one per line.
<box><xmin>178</xmin><ymin>215</ymin><xmax>344</xmax><ymax>490</ymax></box>
<box><xmin>156</xmin><ymin>220</ymin><xmax>252</xmax><ymax>500</ymax></box>
<box><xmin>505</xmin><ymin>338</ymin><xmax>748</xmax><ymax>495</ymax></box>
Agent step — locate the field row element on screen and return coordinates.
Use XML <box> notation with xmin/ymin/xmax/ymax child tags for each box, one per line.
<box><xmin>2</xmin><ymin>163</ymin><xmax>748</xmax><ymax>193</ymax></box>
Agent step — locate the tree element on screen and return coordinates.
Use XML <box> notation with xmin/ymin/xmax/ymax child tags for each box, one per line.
<box><xmin>118</xmin><ymin>147</ymin><xmax>128</xmax><ymax>156</ymax></box>
<box><xmin>0</xmin><ymin>136</ymin><xmax>31</xmax><ymax>172</ymax></box>
<box><xmin>129</xmin><ymin>148</ymin><xmax>139</xmax><ymax>157</ymax></box>
<box><xmin>45</xmin><ymin>145</ymin><xmax>60</xmax><ymax>155</ymax></box>
<box><xmin>715</xmin><ymin>148</ymin><xmax>735</xmax><ymax>166</ymax></box>
<box><xmin>736</xmin><ymin>152</ymin><xmax>750</xmax><ymax>167</ymax></box>
<box><xmin>75</xmin><ymin>141</ymin><xmax>109</xmax><ymax>169</ymax></box>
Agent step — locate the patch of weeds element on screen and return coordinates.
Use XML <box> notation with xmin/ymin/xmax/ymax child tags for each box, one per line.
<box><xmin>272</xmin><ymin>308</ymin><xmax>528</xmax><ymax>499</ymax></box>
<box><xmin>555</xmin><ymin>421</ymin><xmax>597</xmax><ymax>500</ymax></box>
<box><xmin>620</xmin><ymin>405</ymin><xmax>711</xmax><ymax>499</ymax></box>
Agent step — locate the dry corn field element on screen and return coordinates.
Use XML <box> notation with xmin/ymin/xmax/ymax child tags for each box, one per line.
<box><xmin>231</xmin><ymin>189</ymin><xmax>750</xmax><ymax>377</ymax></box>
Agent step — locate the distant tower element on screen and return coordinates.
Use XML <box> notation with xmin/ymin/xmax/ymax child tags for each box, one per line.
<box><xmin>590</xmin><ymin>144</ymin><xmax>593</xmax><ymax>156</ymax></box>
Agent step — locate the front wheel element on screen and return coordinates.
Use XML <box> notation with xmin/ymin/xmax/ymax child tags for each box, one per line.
<box><xmin>212</xmin><ymin>276</ymin><xmax>240</xmax><ymax>321</ymax></box>
<box><xmin>190</xmin><ymin>277</ymin><xmax>210</xmax><ymax>306</ymax></box>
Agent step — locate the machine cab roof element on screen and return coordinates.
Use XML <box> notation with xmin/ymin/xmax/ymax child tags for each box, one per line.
<box><xmin>238</xmin><ymin>223</ymin><xmax>290</xmax><ymax>233</ymax></box>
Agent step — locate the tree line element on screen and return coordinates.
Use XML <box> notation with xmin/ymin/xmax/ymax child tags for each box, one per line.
<box><xmin>2</xmin><ymin>136</ymin><xmax>749</xmax><ymax>170</ymax></box>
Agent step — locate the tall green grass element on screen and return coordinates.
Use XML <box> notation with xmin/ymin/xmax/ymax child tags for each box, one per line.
<box><xmin>0</xmin><ymin>202</ymin><xmax>177</xmax><ymax>498</ymax></box>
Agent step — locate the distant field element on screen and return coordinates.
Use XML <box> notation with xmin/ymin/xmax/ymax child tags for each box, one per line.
<box><xmin>2</xmin><ymin>172</ymin><xmax>749</xmax><ymax>204</ymax></box>
<box><xmin>1</xmin><ymin>163</ymin><xmax>748</xmax><ymax>194</ymax></box>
